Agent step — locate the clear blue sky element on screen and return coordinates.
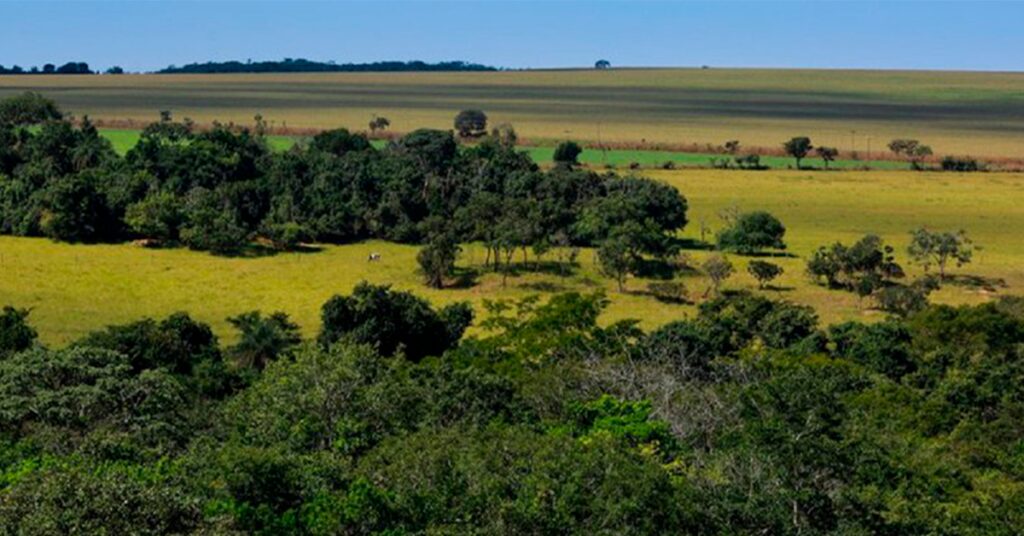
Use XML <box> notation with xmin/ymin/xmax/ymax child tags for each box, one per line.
<box><xmin>3</xmin><ymin>1</ymin><xmax>1023</xmax><ymax>72</ymax></box>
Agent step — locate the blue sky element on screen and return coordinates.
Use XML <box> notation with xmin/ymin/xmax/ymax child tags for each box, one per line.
<box><xmin>3</xmin><ymin>1</ymin><xmax>1023</xmax><ymax>72</ymax></box>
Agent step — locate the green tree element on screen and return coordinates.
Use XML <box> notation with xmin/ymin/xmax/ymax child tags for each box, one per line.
<box><xmin>125</xmin><ymin>190</ymin><xmax>184</xmax><ymax>242</ymax></box>
<box><xmin>717</xmin><ymin>210</ymin><xmax>786</xmax><ymax>253</ymax></box>
<box><xmin>227</xmin><ymin>311</ymin><xmax>302</xmax><ymax>370</ymax></box>
<box><xmin>553</xmin><ymin>140</ymin><xmax>583</xmax><ymax>166</ymax></box>
<box><xmin>0</xmin><ymin>92</ymin><xmax>62</xmax><ymax>127</ymax></box>
<box><xmin>888</xmin><ymin>138</ymin><xmax>933</xmax><ymax>169</ymax></box>
<box><xmin>747</xmin><ymin>260</ymin><xmax>783</xmax><ymax>289</ymax></box>
<box><xmin>907</xmin><ymin>228</ymin><xmax>974</xmax><ymax>281</ymax></box>
<box><xmin>417</xmin><ymin>231</ymin><xmax>461</xmax><ymax>289</ymax></box>
<box><xmin>783</xmin><ymin>136</ymin><xmax>813</xmax><ymax>168</ymax></box>
<box><xmin>454</xmin><ymin>109</ymin><xmax>488</xmax><ymax>137</ymax></box>
<box><xmin>318</xmin><ymin>282</ymin><xmax>472</xmax><ymax>361</ymax></box>
<box><xmin>702</xmin><ymin>254</ymin><xmax>735</xmax><ymax>296</ymax></box>
<box><xmin>0</xmin><ymin>305</ymin><xmax>36</xmax><ymax>357</ymax></box>
<box><xmin>816</xmin><ymin>146</ymin><xmax>838</xmax><ymax>168</ymax></box>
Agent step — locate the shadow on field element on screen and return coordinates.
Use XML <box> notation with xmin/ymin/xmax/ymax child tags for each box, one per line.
<box><xmin>946</xmin><ymin>274</ymin><xmax>1008</xmax><ymax>292</ymax></box>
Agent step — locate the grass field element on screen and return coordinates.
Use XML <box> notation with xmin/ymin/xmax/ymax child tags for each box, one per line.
<box><xmin>2</xmin><ymin>168</ymin><xmax>1021</xmax><ymax>346</ymax></box>
<box><xmin>4</xmin><ymin>68</ymin><xmax>1024</xmax><ymax>157</ymax></box>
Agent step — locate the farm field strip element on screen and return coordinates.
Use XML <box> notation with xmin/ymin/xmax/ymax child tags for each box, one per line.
<box><xmin>4</xmin><ymin>68</ymin><xmax>1024</xmax><ymax>157</ymax></box>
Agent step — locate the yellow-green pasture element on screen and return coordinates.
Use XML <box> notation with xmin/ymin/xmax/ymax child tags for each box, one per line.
<box><xmin>3</xmin><ymin>68</ymin><xmax>1024</xmax><ymax>157</ymax></box>
<box><xmin>0</xmin><ymin>169</ymin><xmax>1021</xmax><ymax>345</ymax></box>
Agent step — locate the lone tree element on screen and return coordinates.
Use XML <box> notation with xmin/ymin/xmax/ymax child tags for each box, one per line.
<box><xmin>747</xmin><ymin>260</ymin><xmax>783</xmax><ymax>289</ymax></box>
<box><xmin>454</xmin><ymin>109</ymin><xmax>488</xmax><ymax>138</ymax></box>
<box><xmin>907</xmin><ymin>228</ymin><xmax>974</xmax><ymax>281</ymax></box>
<box><xmin>368</xmin><ymin>115</ymin><xmax>390</xmax><ymax>135</ymax></box>
<box><xmin>888</xmin><ymin>139</ymin><xmax>933</xmax><ymax>170</ymax></box>
<box><xmin>717</xmin><ymin>210</ymin><xmax>787</xmax><ymax>254</ymax></box>
<box><xmin>783</xmin><ymin>137</ymin><xmax>813</xmax><ymax>169</ymax></box>
<box><xmin>816</xmin><ymin>146</ymin><xmax>839</xmax><ymax>168</ymax></box>
<box><xmin>553</xmin><ymin>140</ymin><xmax>583</xmax><ymax>167</ymax></box>
<box><xmin>595</xmin><ymin>59</ymin><xmax>611</xmax><ymax>69</ymax></box>
<box><xmin>417</xmin><ymin>232</ymin><xmax>461</xmax><ymax>289</ymax></box>
<box><xmin>702</xmin><ymin>255</ymin><xmax>735</xmax><ymax>297</ymax></box>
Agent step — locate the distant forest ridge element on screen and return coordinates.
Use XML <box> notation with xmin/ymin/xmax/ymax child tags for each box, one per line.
<box><xmin>0</xmin><ymin>62</ymin><xmax>98</xmax><ymax>75</ymax></box>
<box><xmin>158</xmin><ymin>58</ymin><xmax>499</xmax><ymax>74</ymax></box>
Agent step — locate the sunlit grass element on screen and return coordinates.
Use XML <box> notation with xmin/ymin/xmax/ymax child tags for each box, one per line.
<box><xmin>2</xmin><ymin>168</ymin><xmax>1021</xmax><ymax>345</ymax></box>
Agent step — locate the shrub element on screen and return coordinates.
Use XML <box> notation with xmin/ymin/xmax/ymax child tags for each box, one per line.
<box><xmin>747</xmin><ymin>260</ymin><xmax>783</xmax><ymax>289</ymax></box>
<box><xmin>0</xmin><ymin>305</ymin><xmax>36</xmax><ymax>357</ymax></box>
<box><xmin>940</xmin><ymin>156</ymin><xmax>982</xmax><ymax>172</ymax></box>
<box><xmin>717</xmin><ymin>211</ymin><xmax>786</xmax><ymax>253</ymax></box>
<box><xmin>646</xmin><ymin>281</ymin><xmax>688</xmax><ymax>303</ymax></box>
<box><xmin>454</xmin><ymin>109</ymin><xmax>488</xmax><ymax>138</ymax></box>
<box><xmin>553</xmin><ymin>141</ymin><xmax>582</xmax><ymax>166</ymax></box>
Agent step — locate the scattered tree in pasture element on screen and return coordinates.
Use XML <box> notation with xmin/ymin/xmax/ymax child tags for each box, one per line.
<box><xmin>907</xmin><ymin>228</ymin><xmax>974</xmax><ymax>281</ymax></box>
<box><xmin>368</xmin><ymin>115</ymin><xmax>391</xmax><ymax>135</ymax></box>
<box><xmin>227</xmin><ymin>311</ymin><xmax>302</xmax><ymax>370</ymax></box>
<box><xmin>702</xmin><ymin>254</ymin><xmax>735</xmax><ymax>296</ymax></box>
<box><xmin>888</xmin><ymin>138</ymin><xmax>933</xmax><ymax>169</ymax></box>
<box><xmin>716</xmin><ymin>210</ymin><xmax>786</xmax><ymax>254</ymax></box>
<box><xmin>454</xmin><ymin>109</ymin><xmax>488</xmax><ymax>138</ymax></box>
<box><xmin>418</xmin><ymin>231</ymin><xmax>461</xmax><ymax>289</ymax></box>
<box><xmin>783</xmin><ymin>136</ymin><xmax>813</xmax><ymax>168</ymax></box>
<box><xmin>595</xmin><ymin>59</ymin><xmax>611</xmax><ymax>69</ymax></box>
<box><xmin>816</xmin><ymin>146</ymin><xmax>839</xmax><ymax>168</ymax></box>
<box><xmin>806</xmin><ymin>234</ymin><xmax>904</xmax><ymax>291</ymax></box>
<box><xmin>490</xmin><ymin>122</ymin><xmax>518</xmax><ymax>147</ymax></box>
<box><xmin>553</xmin><ymin>140</ymin><xmax>583</xmax><ymax>166</ymax></box>
<box><xmin>747</xmin><ymin>260</ymin><xmax>783</xmax><ymax>289</ymax></box>
<box><xmin>941</xmin><ymin>156</ymin><xmax>981</xmax><ymax>172</ymax></box>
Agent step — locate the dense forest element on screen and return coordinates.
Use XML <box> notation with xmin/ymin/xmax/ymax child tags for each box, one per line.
<box><xmin>1</xmin><ymin>282</ymin><xmax>1023</xmax><ymax>533</ymax></box>
<box><xmin>158</xmin><ymin>59</ymin><xmax>497</xmax><ymax>74</ymax></box>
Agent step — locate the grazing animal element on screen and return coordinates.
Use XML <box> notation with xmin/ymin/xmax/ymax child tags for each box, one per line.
<box><xmin>368</xmin><ymin>252</ymin><xmax>382</xmax><ymax>262</ymax></box>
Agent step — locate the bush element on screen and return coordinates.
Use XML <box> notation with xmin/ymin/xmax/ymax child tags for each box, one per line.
<box><xmin>747</xmin><ymin>260</ymin><xmax>783</xmax><ymax>289</ymax></box>
<box><xmin>553</xmin><ymin>141</ymin><xmax>583</xmax><ymax>166</ymax></box>
<box><xmin>941</xmin><ymin>156</ymin><xmax>982</xmax><ymax>172</ymax></box>
<box><xmin>875</xmin><ymin>283</ymin><xmax>930</xmax><ymax>317</ymax></box>
<box><xmin>646</xmin><ymin>281</ymin><xmax>688</xmax><ymax>303</ymax></box>
<box><xmin>717</xmin><ymin>211</ymin><xmax>786</xmax><ymax>253</ymax></box>
<box><xmin>0</xmin><ymin>305</ymin><xmax>36</xmax><ymax>357</ymax></box>
<box><xmin>454</xmin><ymin>109</ymin><xmax>488</xmax><ymax>138</ymax></box>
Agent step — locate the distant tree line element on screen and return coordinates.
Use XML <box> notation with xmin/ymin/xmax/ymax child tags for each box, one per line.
<box><xmin>0</xmin><ymin>61</ymin><xmax>94</xmax><ymax>75</ymax></box>
<box><xmin>157</xmin><ymin>58</ymin><xmax>497</xmax><ymax>74</ymax></box>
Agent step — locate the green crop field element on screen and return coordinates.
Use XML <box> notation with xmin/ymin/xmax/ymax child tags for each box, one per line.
<box><xmin>3</xmin><ymin>68</ymin><xmax>1024</xmax><ymax>158</ymax></box>
<box><xmin>2</xmin><ymin>168</ymin><xmax>1021</xmax><ymax>346</ymax></box>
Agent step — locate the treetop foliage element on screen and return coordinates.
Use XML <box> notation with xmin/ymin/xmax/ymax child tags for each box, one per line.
<box><xmin>1</xmin><ymin>288</ymin><xmax>1023</xmax><ymax>533</ymax></box>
